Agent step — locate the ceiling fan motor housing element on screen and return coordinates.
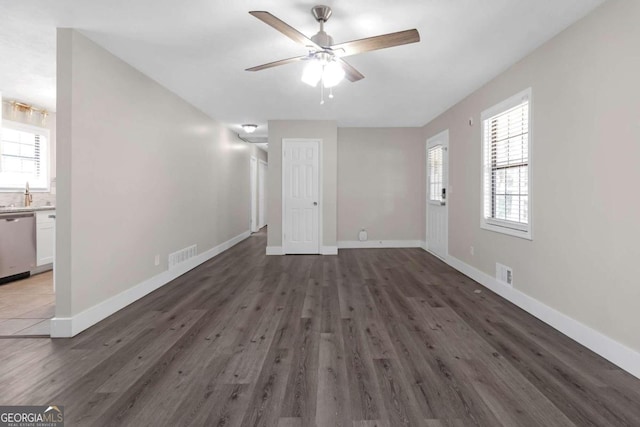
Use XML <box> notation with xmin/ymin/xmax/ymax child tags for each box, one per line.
<box><xmin>311</xmin><ymin>31</ymin><xmax>333</xmax><ymax>48</ymax></box>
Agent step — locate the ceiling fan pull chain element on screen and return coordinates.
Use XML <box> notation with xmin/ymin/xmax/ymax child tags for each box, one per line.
<box><xmin>329</xmin><ymin>87</ymin><xmax>334</xmax><ymax>99</ymax></box>
<box><xmin>320</xmin><ymin>83</ymin><xmax>325</xmax><ymax>105</ymax></box>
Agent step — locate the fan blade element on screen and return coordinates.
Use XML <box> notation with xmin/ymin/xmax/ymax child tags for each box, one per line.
<box><xmin>338</xmin><ymin>58</ymin><xmax>364</xmax><ymax>82</ymax></box>
<box><xmin>332</xmin><ymin>29</ymin><xmax>420</xmax><ymax>57</ymax></box>
<box><xmin>249</xmin><ymin>11</ymin><xmax>322</xmax><ymax>50</ymax></box>
<box><xmin>246</xmin><ymin>55</ymin><xmax>308</xmax><ymax>72</ymax></box>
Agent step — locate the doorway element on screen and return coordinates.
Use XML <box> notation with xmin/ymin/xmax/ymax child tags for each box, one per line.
<box><xmin>250</xmin><ymin>156</ymin><xmax>258</xmax><ymax>233</ymax></box>
<box><xmin>282</xmin><ymin>139</ymin><xmax>320</xmax><ymax>254</ymax></box>
<box><xmin>426</xmin><ymin>129</ymin><xmax>449</xmax><ymax>260</ymax></box>
<box><xmin>258</xmin><ymin>160</ymin><xmax>267</xmax><ymax>229</ymax></box>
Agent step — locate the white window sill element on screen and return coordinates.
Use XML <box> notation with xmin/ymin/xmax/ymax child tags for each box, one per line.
<box><xmin>481</xmin><ymin>220</ymin><xmax>532</xmax><ymax>240</ymax></box>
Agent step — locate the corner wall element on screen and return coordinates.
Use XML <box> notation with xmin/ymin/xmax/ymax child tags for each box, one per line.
<box><xmin>337</xmin><ymin>127</ymin><xmax>424</xmax><ymax>246</ymax></box>
<box><xmin>55</xmin><ymin>29</ymin><xmax>260</xmax><ymax>335</ymax></box>
<box><xmin>423</xmin><ymin>0</ymin><xmax>640</xmax><ymax>363</ymax></box>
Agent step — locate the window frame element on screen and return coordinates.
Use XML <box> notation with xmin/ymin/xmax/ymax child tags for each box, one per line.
<box><xmin>427</xmin><ymin>144</ymin><xmax>444</xmax><ymax>205</ymax></box>
<box><xmin>480</xmin><ymin>87</ymin><xmax>533</xmax><ymax>240</ymax></box>
<box><xmin>0</xmin><ymin>119</ymin><xmax>51</xmax><ymax>192</ymax></box>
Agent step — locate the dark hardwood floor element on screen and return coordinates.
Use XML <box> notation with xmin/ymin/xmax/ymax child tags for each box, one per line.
<box><xmin>1</xmin><ymin>230</ymin><xmax>639</xmax><ymax>426</ymax></box>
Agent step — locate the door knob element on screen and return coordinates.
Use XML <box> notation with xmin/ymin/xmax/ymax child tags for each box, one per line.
<box><xmin>313</xmin><ymin>202</ymin><xmax>318</xmax><ymax>206</ymax></box>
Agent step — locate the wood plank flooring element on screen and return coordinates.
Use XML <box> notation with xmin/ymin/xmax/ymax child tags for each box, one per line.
<box><xmin>0</xmin><ymin>231</ymin><xmax>638</xmax><ymax>426</ymax></box>
<box><xmin>0</xmin><ymin>270</ymin><xmax>54</xmax><ymax>336</ymax></box>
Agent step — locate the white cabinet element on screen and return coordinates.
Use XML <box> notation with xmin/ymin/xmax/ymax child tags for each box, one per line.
<box><xmin>36</xmin><ymin>210</ymin><xmax>55</xmax><ymax>266</ymax></box>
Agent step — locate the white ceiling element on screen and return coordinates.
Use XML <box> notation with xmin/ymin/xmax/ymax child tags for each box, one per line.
<box><xmin>0</xmin><ymin>0</ymin><xmax>605</xmax><ymax>137</ymax></box>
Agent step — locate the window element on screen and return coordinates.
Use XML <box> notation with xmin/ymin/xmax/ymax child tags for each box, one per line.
<box><xmin>428</xmin><ymin>145</ymin><xmax>444</xmax><ymax>203</ymax></box>
<box><xmin>0</xmin><ymin>120</ymin><xmax>50</xmax><ymax>191</ymax></box>
<box><xmin>481</xmin><ymin>88</ymin><xmax>532</xmax><ymax>239</ymax></box>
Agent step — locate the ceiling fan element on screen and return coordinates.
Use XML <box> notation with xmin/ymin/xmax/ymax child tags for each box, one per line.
<box><xmin>246</xmin><ymin>5</ymin><xmax>420</xmax><ymax>94</ymax></box>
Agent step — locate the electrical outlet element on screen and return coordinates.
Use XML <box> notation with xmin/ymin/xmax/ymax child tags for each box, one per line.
<box><xmin>470</xmin><ymin>246</ymin><xmax>475</xmax><ymax>256</ymax></box>
<box><xmin>154</xmin><ymin>255</ymin><xmax>160</xmax><ymax>266</ymax></box>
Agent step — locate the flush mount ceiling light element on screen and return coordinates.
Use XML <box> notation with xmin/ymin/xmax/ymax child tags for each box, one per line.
<box><xmin>241</xmin><ymin>124</ymin><xmax>258</xmax><ymax>133</ymax></box>
<box><xmin>246</xmin><ymin>5</ymin><xmax>421</xmax><ymax>104</ymax></box>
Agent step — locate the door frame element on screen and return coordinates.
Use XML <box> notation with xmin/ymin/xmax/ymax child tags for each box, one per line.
<box><xmin>250</xmin><ymin>156</ymin><xmax>258</xmax><ymax>233</ymax></box>
<box><xmin>425</xmin><ymin>129</ymin><xmax>449</xmax><ymax>259</ymax></box>
<box><xmin>258</xmin><ymin>159</ymin><xmax>268</xmax><ymax>229</ymax></box>
<box><xmin>281</xmin><ymin>138</ymin><xmax>323</xmax><ymax>254</ymax></box>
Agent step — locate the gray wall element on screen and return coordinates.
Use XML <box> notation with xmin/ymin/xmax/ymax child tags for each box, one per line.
<box><xmin>267</xmin><ymin>120</ymin><xmax>337</xmax><ymax>249</ymax></box>
<box><xmin>423</xmin><ymin>0</ymin><xmax>640</xmax><ymax>353</ymax></box>
<box><xmin>56</xmin><ymin>29</ymin><xmax>261</xmax><ymax>317</ymax></box>
<box><xmin>338</xmin><ymin>127</ymin><xmax>424</xmax><ymax>242</ymax></box>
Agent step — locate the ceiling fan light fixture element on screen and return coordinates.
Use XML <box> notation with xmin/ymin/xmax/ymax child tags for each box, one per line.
<box><xmin>301</xmin><ymin>60</ymin><xmax>323</xmax><ymax>87</ymax></box>
<box><xmin>242</xmin><ymin>124</ymin><xmax>258</xmax><ymax>133</ymax></box>
<box><xmin>322</xmin><ymin>60</ymin><xmax>345</xmax><ymax>88</ymax></box>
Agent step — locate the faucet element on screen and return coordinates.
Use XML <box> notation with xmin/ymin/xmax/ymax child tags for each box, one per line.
<box><xmin>24</xmin><ymin>182</ymin><xmax>33</xmax><ymax>207</ymax></box>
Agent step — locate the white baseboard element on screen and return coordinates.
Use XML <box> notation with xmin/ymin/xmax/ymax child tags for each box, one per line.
<box><xmin>321</xmin><ymin>246</ymin><xmax>338</xmax><ymax>255</ymax></box>
<box><xmin>50</xmin><ymin>230</ymin><xmax>251</xmax><ymax>338</ymax></box>
<box><xmin>31</xmin><ymin>263</ymin><xmax>53</xmax><ymax>275</ymax></box>
<box><xmin>445</xmin><ymin>254</ymin><xmax>640</xmax><ymax>380</ymax></box>
<box><xmin>338</xmin><ymin>240</ymin><xmax>425</xmax><ymax>249</ymax></box>
<box><xmin>266</xmin><ymin>246</ymin><xmax>284</xmax><ymax>256</ymax></box>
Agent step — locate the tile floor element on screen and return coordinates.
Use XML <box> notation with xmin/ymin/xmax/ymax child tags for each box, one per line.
<box><xmin>0</xmin><ymin>270</ymin><xmax>54</xmax><ymax>336</ymax></box>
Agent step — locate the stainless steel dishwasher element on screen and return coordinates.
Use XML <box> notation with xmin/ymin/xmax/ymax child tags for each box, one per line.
<box><xmin>0</xmin><ymin>211</ymin><xmax>36</xmax><ymax>282</ymax></box>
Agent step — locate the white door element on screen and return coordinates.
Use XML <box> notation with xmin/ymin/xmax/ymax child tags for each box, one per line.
<box><xmin>283</xmin><ymin>139</ymin><xmax>320</xmax><ymax>254</ymax></box>
<box><xmin>250</xmin><ymin>156</ymin><xmax>258</xmax><ymax>233</ymax></box>
<box><xmin>426</xmin><ymin>130</ymin><xmax>449</xmax><ymax>259</ymax></box>
<box><xmin>258</xmin><ymin>160</ymin><xmax>267</xmax><ymax>229</ymax></box>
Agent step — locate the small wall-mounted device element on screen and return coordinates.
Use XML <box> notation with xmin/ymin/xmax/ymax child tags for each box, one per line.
<box><xmin>468</xmin><ymin>117</ymin><xmax>474</xmax><ymax>126</ymax></box>
<box><xmin>496</xmin><ymin>263</ymin><xmax>513</xmax><ymax>286</ymax></box>
<box><xmin>358</xmin><ymin>229</ymin><xmax>368</xmax><ymax>242</ymax></box>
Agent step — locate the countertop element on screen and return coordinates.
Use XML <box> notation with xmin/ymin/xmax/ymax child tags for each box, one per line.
<box><xmin>0</xmin><ymin>206</ymin><xmax>56</xmax><ymax>214</ymax></box>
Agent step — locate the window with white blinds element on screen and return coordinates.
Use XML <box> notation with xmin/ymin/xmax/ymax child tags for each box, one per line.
<box><xmin>0</xmin><ymin>121</ymin><xmax>50</xmax><ymax>191</ymax></box>
<box><xmin>428</xmin><ymin>145</ymin><xmax>444</xmax><ymax>203</ymax></box>
<box><xmin>481</xmin><ymin>88</ymin><xmax>532</xmax><ymax>239</ymax></box>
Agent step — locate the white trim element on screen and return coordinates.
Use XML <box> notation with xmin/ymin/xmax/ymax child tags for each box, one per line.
<box><xmin>282</xmin><ymin>138</ymin><xmax>323</xmax><ymax>255</ymax></box>
<box><xmin>444</xmin><ymin>254</ymin><xmax>640</xmax><ymax>380</ymax></box>
<box><xmin>31</xmin><ymin>263</ymin><xmax>53</xmax><ymax>275</ymax></box>
<box><xmin>480</xmin><ymin>87</ymin><xmax>533</xmax><ymax>240</ymax></box>
<box><xmin>321</xmin><ymin>246</ymin><xmax>338</xmax><ymax>255</ymax></box>
<box><xmin>50</xmin><ymin>230</ymin><xmax>251</xmax><ymax>338</ymax></box>
<box><xmin>266</xmin><ymin>246</ymin><xmax>284</xmax><ymax>256</ymax></box>
<box><xmin>338</xmin><ymin>240</ymin><xmax>425</xmax><ymax>249</ymax></box>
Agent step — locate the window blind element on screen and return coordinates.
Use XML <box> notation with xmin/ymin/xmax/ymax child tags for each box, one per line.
<box><xmin>483</xmin><ymin>97</ymin><xmax>529</xmax><ymax>228</ymax></box>
<box><xmin>0</xmin><ymin>123</ymin><xmax>49</xmax><ymax>190</ymax></box>
<box><xmin>428</xmin><ymin>145</ymin><xmax>443</xmax><ymax>202</ymax></box>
